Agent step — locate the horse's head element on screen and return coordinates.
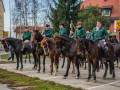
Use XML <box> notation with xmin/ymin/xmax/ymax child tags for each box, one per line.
<box><xmin>54</xmin><ymin>36</ymin><xmax>65</xmax><ymax>53</ymax></box>
<box><xmin>33</xmin><ymin>30</ymin><xmax>43</xmax><ymax>42</ymax></box>
<box><xmin>0</xmin><ymin>39</ymin><xmax>9</xmax><ymax>52</ymax></box>
<box><xmin>41</xmin><ymin>37</ymin><xmax>50</xmax><ymax>55</ymax></box>
<box><xmin>76</xmin><ymin>38</ymin><xmax>86</xmax><ymax>56</ymax></box>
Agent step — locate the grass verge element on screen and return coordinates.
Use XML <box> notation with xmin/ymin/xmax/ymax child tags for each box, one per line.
<box><xmin>0</xmin><ymin>61</ymin><xmax>15</xmax><ymax>64</ymax></box>
<box><xmin>0</xmin><ymin>68</ymin><xmax>82</xmax><ymax>90</ymax></box>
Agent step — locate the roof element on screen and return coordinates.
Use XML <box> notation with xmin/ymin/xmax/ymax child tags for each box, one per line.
<box><xmin>1</xmin><ymin>0</ymin><xmax>5</xmax><ymax>12</ymax></box>
<box><xmin>14</xmin><ymin>26</ymin><xmax>44</xmax><ymax>33</ymax></box>
<box><xmin>80</xmin><ymin>0</ymin><xmax>119</xmax><ymax>18</ymax></box>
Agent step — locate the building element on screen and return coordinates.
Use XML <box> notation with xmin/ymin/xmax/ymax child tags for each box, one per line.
<box><xmin>0</xmin><ymin>0</ymin><xmax>5</xmax><ymax>40</ymax></box>
<box><xmin>81</xmin><ymin>0</ymin><xmax>119</xmax><ymax>40</ymax></box>
<box><xmin>14</xmin><ymin>26</ymin><xmax>44</xmax><ymax>39</ymax></box>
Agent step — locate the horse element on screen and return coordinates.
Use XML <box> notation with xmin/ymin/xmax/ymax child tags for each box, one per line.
<box><xmin>0</xmin><ymin>38</ymin><xmax>37</xmax><ymax>70</ymax></box>
<box><xmin>76</xmin><ymin>38</ymin><xmax>115</xmax><ymax>82</ymax></box>
<box><xmin>109</xmin><ymin>36</ymin><xmax>120</xmax><ymax>67</ymax></box>
<box><xmin>41</xmin><ymin>37</ymin><xmax>76</xmax><ymax>75</ymax></box>
<box><xmin>54</xmin><ymin>35</ymin><xmax>79</xmax><ymax>79</ymax></box>
<box><xmin>32</xmin><ymin>30</ymin><xmax>46</xmax><ymax>73</ymax></box>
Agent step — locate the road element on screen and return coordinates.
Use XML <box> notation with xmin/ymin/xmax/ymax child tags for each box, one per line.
<box><xmin>0</xmin><ymin>58</ymin><xmax>120</xmax><ymax>90</ymax></box>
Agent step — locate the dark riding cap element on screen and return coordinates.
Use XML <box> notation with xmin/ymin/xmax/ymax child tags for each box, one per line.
<box><xmin>59</xmin><ymin>23</ymin><xmax>64</xmax><ymax>26</ymax></box>
<box><xmin>45</xmin><ymin>24</ymin><xmax>50</xmax><ymax>27</ymax></box>
<box><xmin>77</xmin><ymin>22</ymin><xmax>82</xmax><ymax>25</ymax></box>
<box><xmin>25</xmin><ymin>26</ymin><xmax>28</xmax><ymax>29</ymax></box>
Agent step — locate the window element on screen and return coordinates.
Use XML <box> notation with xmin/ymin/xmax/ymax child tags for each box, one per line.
<box><xmin>102</xmin><ymin>9</ymin><xmax>111</xmax><ymax>16</ymax></box>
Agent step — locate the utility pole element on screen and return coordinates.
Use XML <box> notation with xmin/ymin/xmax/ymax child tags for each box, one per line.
<box><xmin>20</xmin><ymin>0</ymin><xmax>23</xmax><ymax>39</ymax></box>
<box><xmin>9</xmin><ymin>0</ymin><xmax>11</xmax><ymax>37</ymax></box>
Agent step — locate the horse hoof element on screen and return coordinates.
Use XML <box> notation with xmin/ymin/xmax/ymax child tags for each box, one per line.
<box><xmin>54</xmin><ymin>73</ymin><xmax>57</xmax><ymax>76</ymax></box>
<box><xmin>20</xmin><ymin>69</ymin><xmax>23</xmax><ymax>71</ymax></box>
<box><xmin>63</xmin><ymin>76</ymin><xmax>66</xmax><ymax>79</ymax></box>
<box><xmin>49</xmin><ymin>73</ymin><xmax>52</xmax><ymax>75</ymax></box>
<box><xmin>111</xmin><ymin>77</ymin><xmax>115</xmax><ymax>80</ymax></box>
<box><xmin>93</xmin><ymin>80</ymin><xmax>97</xmax><ymax>83</ymax></box>
<box><xmin>61</xmin><ymin>66</ymin><xmax>64</xmax><ymax>68</ymax></box>
<box><xmin>86</xmin><ymin>79</ymin><xmax>90</xmax><ymax>82</ymax></box>
<box><xmin>75</xmin><ymin>76</ymin><xmax>79</xmax><ymax>79</ymax></box>
<box><xmin>38</xmin><ymin>71</ymin><xmax>40</xmax><ymax>73</ymax></box>
<box><xmin>15</xmin><ymin>68</ymin><xmax>18</xmax><ymax>70</ymax></box>
<box><xmin>103</xmin><ymin>77</ymin><xmax>106</xmax><ymax>80</ymax></box>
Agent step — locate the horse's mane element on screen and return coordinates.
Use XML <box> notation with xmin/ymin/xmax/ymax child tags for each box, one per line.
<box><xmin>56</xmin><ymin>35</ymin><xmax>75</xmax><ymax>42</ymax></box>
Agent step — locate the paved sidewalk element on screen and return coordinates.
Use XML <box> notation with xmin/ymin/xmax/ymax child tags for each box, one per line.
<box><xmin>0</xmin><ymin>58</ymin><xmax>120</xmax><ymax>90</ymax></box>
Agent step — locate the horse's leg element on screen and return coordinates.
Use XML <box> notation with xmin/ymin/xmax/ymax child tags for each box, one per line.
<box><xmin>63</xmin><ymin>57</ymin><xmax>71</xmax><ymax>79</ymax></box>
<box><xmin>29</xmin><ymin>54</ymin><xmax>31</xmax><ymax>63</ymax></box>
<box><xmin>103</xmin><ymin>62</ymin><xmax>108</xmax><ymax>79</ymax></box>
<box><xmin>92</xmin><ymin>58</ymin><xmax>97</xmax><ymax>83</ymax></box>
<box><xmin>87</xmin><ymin>56</ymin><xmax>91</xmax><ymax>82</ymax></box>
<box><xmin>118</xmin><ymin>57</ymin><xmax>120</xmax><ymax>68</ymax></box>
<box><xmin>16</xmin><ymin>54</ymin><xmax>19</xmax><ymax>70</ymax></box>
<box><xmin>43</xmin><ymin>55</ymin><xmax>46</xmax><ymax>73</ymax></box>
<box><xmin>75</xmin><ymin>57</ymin><xmax>80</xmax><ymax>79</ymax></box>
<box><xmin>110</xmin><ymin>59</ymin><xmax>115</xmax><ymax>79</ymax></box>
<box><xmin>71</xmin><ymin>59</ymin><xmax>75</xmax><ymax>74</ymax></box>
<box><xmin>84</xmin><ymin>58</ymin><xmax>87</xmax><ymax>70</ymax></box>
<box><xmin>61</xmin><ymin>57</ymin><xmax>65</xmax><ymax>68</ymax></box>
<box><xmin>38</xmin><ymin>55</ymin><xmax>41</xmax><ymax>73</ymax></box>
<box><xmin>32</xmin><ymin>53</ymin><xmax>37</xmax><ymax>69</ymax></box>
<box><xmin>54</xmin><ymin>56</ymin><xmax>59</xmax><ymax>76</ymax></box>
<box><xmin>20</xmin><ymin>53</ymin><xmax>23</xmax><ymax>70</ymax></box>
<box><xmin>25</xmin><ymin>54</ymin><xmax>27</xmax><ymax>63</ymax></box>
<box><xmin>50</xmin><ymin>57</ymin><xmax>54</xmax><ymax>75</ymax></box>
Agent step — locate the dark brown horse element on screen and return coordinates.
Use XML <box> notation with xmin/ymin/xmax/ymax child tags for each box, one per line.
<box><xmin>41</xmin><ymin>37</ymin><xmax>76</xmax><ymax>75</ymax></box>
<box><xmin>32</xmin><ymin>30</ymin><xmax>46</xmax><ymax>73</ymax></box>
<box><xmin>76</xmin><ymin>38</ymin><xmax>115</xmax><ymax>82</ymax></box>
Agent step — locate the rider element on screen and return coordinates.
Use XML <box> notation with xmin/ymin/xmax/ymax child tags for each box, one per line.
<box><xmin>75</xmin><ymin>22</ymin><xmax>86</xmax><ymax>38</ymax></box>
<box><xmin>91</xmin><ymin>20</ymin><xmax>109</xmax><ymax>60</ymax></box>
<box><xmin>59</xmin><ymin>23</ymin><xmax>67</xmax><ymax>36</ymax></box>
<box><xmin>21</xmin><ymin>27</ymin><xmax>31</xmax><ymax>51</ymax></box>
<box><xmin>42</xmin><ymin>24</ymin><xmax>53</xmax><ymax>38</ymax></box>
<box><xmin>69</xmin><ymin>29</ymin><xmax>75</xmax><ymax>38</ymax></box>
<box><xmin>86</xmin><ymin>29</ymin><xmax>91</xmax><ymax>39</ymax></box>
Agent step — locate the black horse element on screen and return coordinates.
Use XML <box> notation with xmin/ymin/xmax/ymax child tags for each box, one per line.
<box><xmin>33</xmin><ymin>30</ymin><xmax>46</xmax><ymax>73</ymax></box>
<box><xmin>54</xmin><ymin>35</ymin><xmax>80</xmax><ymax>79</ymax></box>
<box><xmin>0</xmin><ymin>38</ymin><xmax>37</xmax><ymax>70</ymax></box>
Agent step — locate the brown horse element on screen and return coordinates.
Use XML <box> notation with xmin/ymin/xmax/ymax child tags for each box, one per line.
<box><xmin>76</xmin><ymin>38</ymin><xmax>115</xmax><ymax>82</ymax></box>
<box><xmin>41</xmin><ymin>37</ymin><xmax>75</xmax><ymax>75</ymax></box>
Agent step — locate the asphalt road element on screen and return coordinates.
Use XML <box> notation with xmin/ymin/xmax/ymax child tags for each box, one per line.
<box><xmin>0</xmin><ymin>58</ymin><xmax>120</xmax><ymax>90</ymax></box>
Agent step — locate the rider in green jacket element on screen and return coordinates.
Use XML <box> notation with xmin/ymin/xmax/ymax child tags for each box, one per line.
<box><xmin>91</xmin><ymin>20</ymin><xmax>109</xmax><ymax>61</ymax></box>
<box><xmin>59</xmin><ymin>23</ymin><xmax>67</xmax><ymax>36</ymax></box>
<box><xmin>42</xmin><ymin>24</ymin><xmax>53</xmax><ymax>38</ymax></box>
<box><xmin>75</xmin><ymin>22</ymin><xmax>86</xmax><ymax>38</ymax></box>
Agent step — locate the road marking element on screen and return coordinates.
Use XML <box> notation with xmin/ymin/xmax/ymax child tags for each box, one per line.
<box><xmin>86</xmin><ymin>80</ymin><xmax>120</xmax><ymax>90</ymax></box>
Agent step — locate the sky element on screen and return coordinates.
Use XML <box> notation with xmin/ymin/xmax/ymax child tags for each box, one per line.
<box><xmin>3</xmin><ymin>0</ymin><xmax>10</xmax><ymax>32</ymax></box>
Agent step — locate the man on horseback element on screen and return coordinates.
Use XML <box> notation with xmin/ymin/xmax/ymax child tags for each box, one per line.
<box><xmin>91</xmin><ymin>20</ymin><xmax>109</xmax><ymax>59</ymax></box>
<box><xmin>59</xmin><ymin>23</ymin><xmax>67</xmax><ymax>36</ymax></box>
<box><xmin>69</xmin><ymin>29</ymin><xmax>75</xmax><ymax>39</ymax></box>
<box><xmin>42</xmin><ymin>24</ymin><xmax>53</xmax><ymax>38</ymax></box>
<box><xmin>21</xmin><ymin>27</ymin><xmax>31</xmax><ymax>51</ymax></box>
<box><xmin>75</xmin><ymin>22</ymin><xmax>86</xmax><ymax>38</ymax></box>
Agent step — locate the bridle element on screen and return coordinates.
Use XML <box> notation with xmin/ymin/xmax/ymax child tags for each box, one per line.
<box><xmin>3</xmin><ymin>41</ymin><xmax>9</xmax><ymax>50</ymax></box>
<box><xmin>43</xmin><ymin>38</ymin><xmax>53</xmax><ymax>50</ymax></box>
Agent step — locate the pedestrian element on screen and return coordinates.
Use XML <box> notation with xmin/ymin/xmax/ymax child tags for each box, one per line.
<box><xmin>75</xmin><ymin>22</ymin><xmax>86</xmax><ymax>38</ymax></box>
<box><xmin>8</xmin><ymin>45</ymin><xmax>14</xmax><ymax>61</ymax></box>
<box><xmin>42</xmin><ymin>24</ymin><xmax>53</xmax><ymax>38</ymax></box>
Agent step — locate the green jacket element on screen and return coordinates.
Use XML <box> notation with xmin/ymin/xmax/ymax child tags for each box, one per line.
<box><xmin>22</xmin><ymin>31</ymin><xmax>31</xmax><ymax>40</ymax></box>
<box><xmin>59</xmin><ymin>27</ymin><xmax>67</xmax><ymax>36</ymax></box>
<box><xmin>91</xmin><ymin>26</ymin><xmax>109</xmax><ymax>40</ymax></box>
<box><xmin>75</xmin><ymin>27</ymin><xmax>86</xmax><ymax>38</ymax></box>
<box><xmin>42</xmin><ymin>28</ymin><xmax>53</xmax><ymax>38</ymax></box>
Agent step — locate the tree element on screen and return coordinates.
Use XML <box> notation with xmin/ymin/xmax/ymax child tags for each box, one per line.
<box><xmin>49</xmin><ymin>0</ymin><xmax>82</xmax><ymax>34</ymax></box>
<box><xmin>78</xmin><ymin>6</ymin><xmax>111</xmax><ymax>30</ymax></box>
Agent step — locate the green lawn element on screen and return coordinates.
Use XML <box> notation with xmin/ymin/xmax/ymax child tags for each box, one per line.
<box><xmin>1</xmin><ymin>54</ymin><xmax>33</xmax><ymax>59</ymax></box>
<box><xmin>0</xmin><ymin>68</ymin><xmax>82</xmax><ymax>90</ymax></box>
<box><xmin>0</xmin><ymin>61</ymin><xmax>15</xmax><ymax>64</ymax></box>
